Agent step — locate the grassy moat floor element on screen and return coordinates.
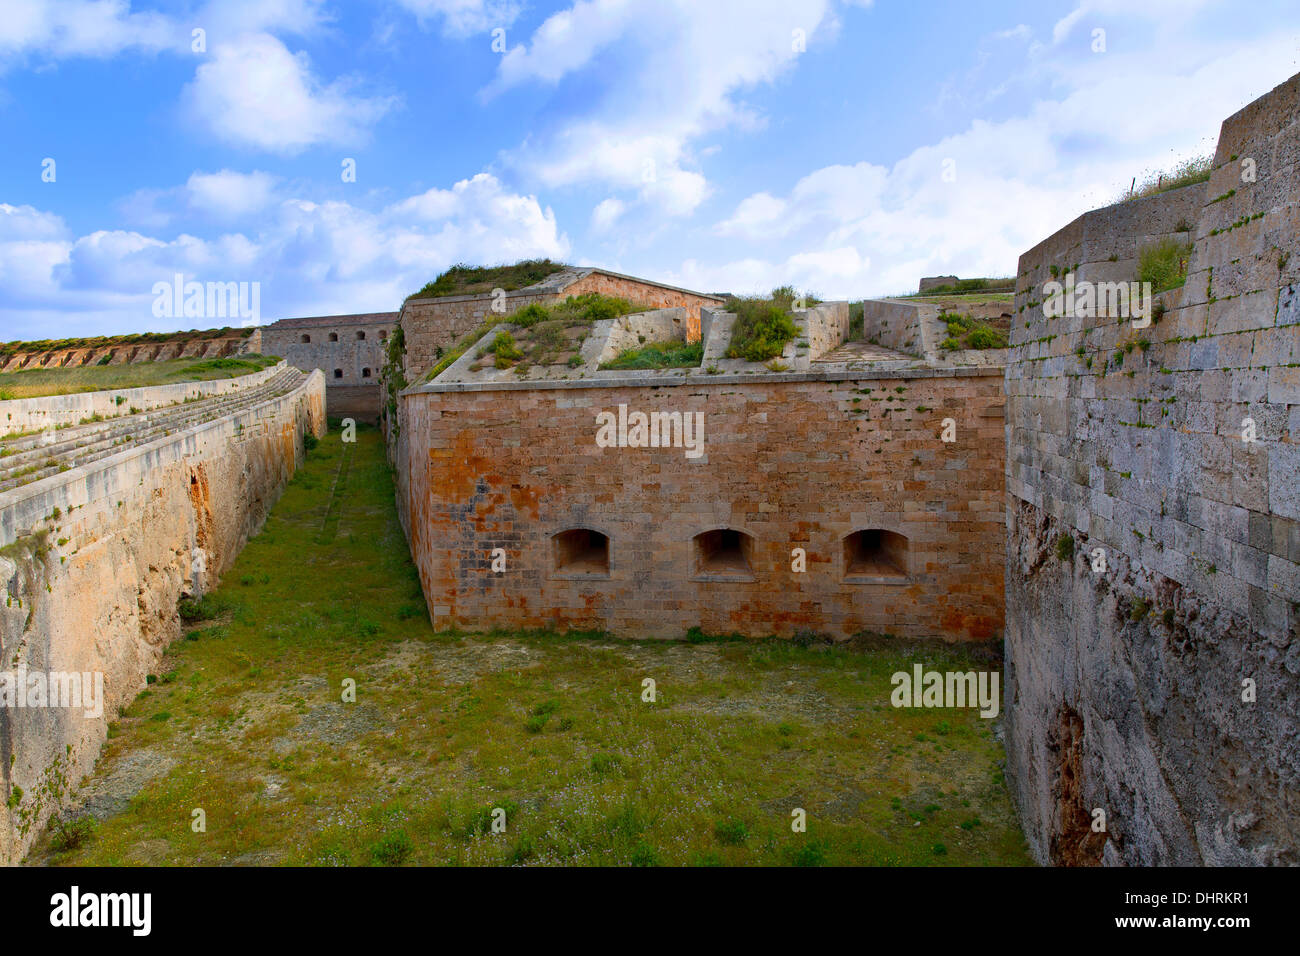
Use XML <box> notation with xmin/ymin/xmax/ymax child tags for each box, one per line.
<box><xmin>30</xmin><ymin>427</ymin><xmax>1031</xmax><ymax>866</ymax></box>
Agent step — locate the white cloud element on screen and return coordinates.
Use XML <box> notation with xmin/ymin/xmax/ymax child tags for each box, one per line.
<box><xmin>0</xmin><ymin>174</ymin><xmax>568</xmax><ymax>338</ymax></box>
<box><xmin>196</xmin><ymin>0</ymin><xmax>331</xmax><ymax>40</ymax></box>
<box><xmin>1052</xmin><ymin>0</ymin><xmax>1217</xmax><ymax>46</ymax></box>
<box><xmin>182</xmin><ymin>33</ymin><xmax>399</xmax><ymax>154</ymax></box>
<box><xmin>186</xmin><ymin>170</ymin><xmax>280</xmax><ymax>220</ymax></box>
<box><xmin>700</xmin><ymin>27</ymin><xmax>1300</xmax><ymax>299</ymax></box>
<box><xmin>487</xmin><ymin>0</ymin><xmax>836</xmax><ymax>218</ymax></box>
<box><xmin>589</xmin><ymin>198</ymin><xmax>625</xmax><ymax>233</ymax></box>
<box><xmin>0</xmin><ymin>0</ymin><xmax>177</xmax><ymax>62</ymax></box>
<box><xmin>0</xmin><ymin>0</ymin><xmax>330</xmax><ymax>66</ymax></box>
<box><xmin>390</xmin><ymin>0</ymin><xmax>522</xmax><ymax>37</ymax></box>
<box><xmin>119</xmin><ymin>170</ymin><xmax>281</xmax><ymax>229</ymax></box>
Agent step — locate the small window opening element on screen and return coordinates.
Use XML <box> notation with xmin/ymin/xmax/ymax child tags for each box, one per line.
<box><xmin>693</xmin><ymin>528</ymin><xmax>753</xmax><ymax>578</ymax></box>
<box><xmin>333</xmin><ymin>368</ymin><xmax>343</xmax><ymax>379</ymax></box>
<box><xmin>844</xmin><ymin>529</ymin><xmax>908</xmax><ymax>579</ymax></box>
<box><xmin>553</xmin><ymin>529</ymin><xmax>610</xmax><ymax>577</ymax></box>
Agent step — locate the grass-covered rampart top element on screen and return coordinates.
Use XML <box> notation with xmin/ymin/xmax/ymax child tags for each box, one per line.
<box><xmin>906</xmin><ymin>278</ymin><xmax>1014</xmax><ymax>298</ymax></box>
<box><xmin>724</xmin><ymin>286</ymin><xmax>813</xmax><ymax>363</ymax></box>
<box><xmin>0</xmin><ymin>326</ymin><xmax>255</xmax><ymax>358</ymax></box>
<box><xmin>0</xmin><ymin>354</ymin><xmax>281</xmax><ymax>401</ymax></box>
<box><xmin>407</xmin><ymin>259</ymin><xmax>567</xmax><ymax>301</ymax></box>
<box><xmin>1115</xmin><ymin>154</ymin><xmax>1212</xmax><ymax>205</ymax></box>
<box><xmin>425</xmin><ymin>293</ymin><xmax>648</xmax><ymax>380</ymax></box>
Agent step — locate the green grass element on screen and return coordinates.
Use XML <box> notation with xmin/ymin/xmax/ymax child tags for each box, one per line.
<box><xmin>599</xmin><ymin>340</ymin><xmax>704</xmax><ymax>370</ymax></box>
<box><xmin>938</xmin><ymin>312</ymin><xmax>1008</xmax><ymax>351</ymax></box>
<box><xmin>407</xmin><ymin>259</ymin><xmax>566</xmax><ymax>301</ymax></box>
<box><xmin>31</xmin><ymin>427</ymin><xmax>1031</xmax><ymax>867</ymax></box>
<box><xmin>0</xmin><ymin>354</ymin><xmax>280</xmax><ymax>400</ymax></box>
<box><xmin>426</xmin><ymin>293</ymin><xmax>648</xmax><ymax>380</ymax></box>
<box><xmin>905</xmin><ymin>278</ymin><xmax>1015</xmax><ymax>298</ymax></box>
<box><xmin>725</xmin><ymin>287</ymin><xmax>806</xmax><ymax>362</ymax></box>
<box><xmin>1138</xmin><ymin>238</ymin><xmax>1194</xmax><ymax>294</ymax></box>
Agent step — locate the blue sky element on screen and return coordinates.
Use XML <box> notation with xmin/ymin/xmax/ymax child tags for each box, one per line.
<box><xmin>3</xmin><ymin>0</ymin><xmax>1300</xmax><ymax>339</ymax></box>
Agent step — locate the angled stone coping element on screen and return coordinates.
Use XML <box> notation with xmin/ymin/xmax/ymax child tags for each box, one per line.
<box><xmin>0</xmin><ymin>369</ymin><xmax>324</xmax><ymax>547</ymax></box>
<box><xmin>0</xmin><ymin>360</ymin><xmax>288</xmax><ymax>433</ymax></box>
<box><xmin>406</xmin><ymin>362</ymin><xmax>1003</xmax><ymax>395</ymax></box>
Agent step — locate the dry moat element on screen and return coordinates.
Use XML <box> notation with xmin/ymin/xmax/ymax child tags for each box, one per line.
<box><xmin>29</xmin><ymin>427</ymin><xmax>1030</xmax><ymax>867</ymax></box>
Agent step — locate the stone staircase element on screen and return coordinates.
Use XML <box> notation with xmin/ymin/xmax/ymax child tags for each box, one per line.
<box><xmin>0</xmin><ymin>366</ymin><xmax>306</xmax><ymax>494</ymax></box>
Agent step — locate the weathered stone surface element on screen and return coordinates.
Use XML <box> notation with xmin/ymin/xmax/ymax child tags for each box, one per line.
<box><xmin>259</xmin><ymin>312</ymin><xmax>396</xmax><ymax>424</ymax></box>
<box><xmin>397</xmin><ymin>366</ymin><xmax>1006</xmax><ymax>642</ymax></box>
<box><xmin>1005</xmin><ymin>72</ymin><xmax>1300</xmax><ymax>865</ymax></box>
<box><xmin>0</xmin><ymin>371</ymin><xmax>325</xmax><ymax>863</ymax></box>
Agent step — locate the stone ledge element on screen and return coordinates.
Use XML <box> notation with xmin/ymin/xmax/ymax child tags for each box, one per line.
<box><xmin>406</xmin><ymin>362</ymin><xmax>1005</xmax><ymax>396</ymax></box>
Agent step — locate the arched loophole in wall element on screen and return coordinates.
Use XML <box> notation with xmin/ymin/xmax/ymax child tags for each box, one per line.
<box><xmin>693</xmin><ymin>528</ymin><xmax>754</xmax><ymax>580</ymax></box>
<box><xmin>333</xmin><ymin>369</ymin><xmax>343</xmax><ymax>379</ymax></box>
<box><xmin>300</xmin><ymin>334</ymin><xmax>311</xmax><ymax>343</ymax></box>
<box><xmin>362</xmin><ymin>368</ymin><xmax>371</xmax><ymax>378</ymax></box>
<box><xmin>552</xmin><ymin>529</ymin><xmax>610</xmax><ymax>578</ymax></box>
<box><xmin>357</xmin><ymin>330</ymin><xmax>366</xmax><ymax>340</ymax></box>
<box><xmin>328</xmin><ymin>333</ymin><xmax>339</xmax><ymax>342</ymax></box>
<box><xmin>843</xmin><ymin>529</ymin><xmax>908</xmax><ymax>581</ymax></box>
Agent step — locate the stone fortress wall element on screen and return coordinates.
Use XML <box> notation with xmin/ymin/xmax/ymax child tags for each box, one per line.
<box><xmin>400</xmin><ymin>368</ymin><xmax>1006</xmax><ymax>642</ymax></box>
<box><xmin>394</xmin><ymin>283</ymin><xmax>1007</xmax><ymax>643</ymax></box>
<box><xmin>0</xmin><ymin>369</ymin><xmax>326</xmax><ymax>862</ymax></box>
<box><xmin>1003</xmin><ymin>73</ymin><xmax>1300</xmax><ymax>865</ymax></box>
<box><xmin>260</xmin><ymin>312</ymin><xmax>397</xmax><ymax>422</ymax></box>
<box><xmin>397</xmin><ymin>268</ymin><xmax>725</xmax><ymax>383</ymax></box>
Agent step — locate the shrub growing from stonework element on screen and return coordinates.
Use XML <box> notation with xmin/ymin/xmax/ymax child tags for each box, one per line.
<box><xmin>725</xmin><ymin>289</ymin><xmax>804</xmax><ymax>362</ymax></box>
<box><xmin>1138</xmin><ymin>238</ymin><xmax>1193</xmax><ymax>294</ymax></box>
<box><xmin>427</xmin><ymin>293</ymin><xmax>648</xmax><ymax>378</ymax></box>
<box><xmin>938</xmin><ymin>311</ymin><xmax>1007</xmax><ymax>351</ymax></box>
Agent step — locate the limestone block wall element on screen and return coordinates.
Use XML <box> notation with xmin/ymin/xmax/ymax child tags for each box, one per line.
<box><xmin>1015</xmin><ymin>184</ymin><xmax>1201</xmax><ymax>300</ymax></box>
<box><xmin>398</xmin><ymin>367</ymin><xmax>1005</xmax><ymax>642</ymax></box>
<box><xmin>325</xmin><ymin>385</ymin><xmax>383</xmax><ymax>423</ymax></box>
<box><xmin>0</xmin><ymin>371</ymin><xmax>325</xmax><ymax>863</ymax></box>
<box><xmin>400</xmin><ymin>289</ymin><xmax>562</xmax><ymax>382</ymax></box>
<box><xmin>398</xmin><ymin>272</ymin><xmax>724</xmax><ymax>382</ymax></box>
<box><xmin>861</xmin><ymin>298</ymin><xmax>939</xmax><ymax>359</ymax></box>
<box><xmin>0</xmin><ymin>362</ymin><xmax>286</xmax><ymax>434</ymax></box>
<box><xmin>800</xmin><ymin>302</ymin><xmax>851</xmax><ymax>360</ymax></box>
<box><xmin>1003</xmin><ymin>73</ymin><xmax>1300</xmax><ymax>866</ymax></box>
<box><xmin>594</xmin><ymin>309</ymin><xmax>689</xmax><ymax>365</ymax></box>
<box><xmin>260</xmin><ymin>317</ymin><xmax>394</xmax><ymax>388</ymax></box>
<box><xmin>559</xmin><ymin>271</ymin><xmax>723</xmax><ymax>341</ymax></box>
<box><xmin>261</xmin><ymin>316</ymin><xmax>394</xmax><ymax>424</ymax></box>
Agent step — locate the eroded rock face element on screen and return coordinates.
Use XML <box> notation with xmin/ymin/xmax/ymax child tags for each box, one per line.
<box><xmin>1004</xmin><ymin>504</ymin><xmax>1298</xmax><ymax>865</ymax></box>
<box><xmin>1004</xmin><ymin>71</ymin><xmax>1300</xmax><ymax>866</ymax></box>
<box><xmin>0</xmin><ymin>376</ymin><xmax>324</xmax><ymax>863</ymax></box>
